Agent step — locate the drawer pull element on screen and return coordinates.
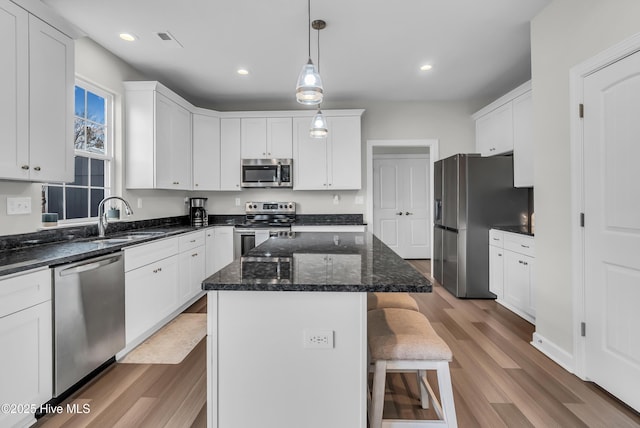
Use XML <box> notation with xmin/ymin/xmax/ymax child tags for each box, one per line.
<box><xmin>192</xmin><ymin>253</ymin><xmax>198</xmax><ymax>257</ymax></box>
<box><xmin>33</xmin><ymin>166</ymin><xmax>41</xmax><ymax>171</ymax></box>
<box><xmin>153</xmin><ymin>267</ymin><xmax>163</xmax><ymax>273</ymax></box>
<box><xmin>492</xmin><ymin>237</ymin><xmax>500</xmax><ymax>241</ymax></box>
<box><xmin>521</xmin><ymin>244</ymin><xmax>530</xmax><ymax>248</ymax></box>
<box><xmin>21</xmin><ymin>165</ymin><xmax>29</xmax><ymax>170</ymax></box>
<box><xmin>190</xmin><ymin>239</ymin><xmax>196</xmax><ymax>243</ymax></box>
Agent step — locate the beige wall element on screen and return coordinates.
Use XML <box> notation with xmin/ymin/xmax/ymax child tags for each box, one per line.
<box><xmin>531</xmin><ymin>0</ymin><xmax>640</xmax><ymax>354</ymax></box>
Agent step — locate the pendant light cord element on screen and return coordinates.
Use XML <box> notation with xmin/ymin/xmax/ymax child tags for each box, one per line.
<box><xmin>317</xmin><ymin>22</ymin><xmax>321</xmax><ymax>73</ymax></box>
<box><xmin>307</xmin><ymin>0</ymin><xmax>311</xmax><ymax>59</ymax></box>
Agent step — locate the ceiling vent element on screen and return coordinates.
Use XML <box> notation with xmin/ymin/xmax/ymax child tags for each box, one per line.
<box><xmin>155</xmin><ymin>31</ymin><xmax>183</xmax><ymax>48</ymax></box>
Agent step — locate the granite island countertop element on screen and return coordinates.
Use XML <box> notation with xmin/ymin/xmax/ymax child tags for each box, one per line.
<box><xmin>202</xmin><ymin>231</ymin><xmax>431</xmax><ymax>293</ymax></box>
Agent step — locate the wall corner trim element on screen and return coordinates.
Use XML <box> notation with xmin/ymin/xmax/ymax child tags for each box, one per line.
<box><xmin>531</xmin><ymin>332</ymin><xmax>577</xmax><ymax>377</ymax></box>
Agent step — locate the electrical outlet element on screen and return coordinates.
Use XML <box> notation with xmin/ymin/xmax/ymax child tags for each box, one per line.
<box><xmin>303</xmin><ymin>329</ymin><xmax>334</xmax><ymax>349</ymax></box>
<box><xmin>137</xmin><ymin>198</ymin><xmax>143</xmax><ymax>209</ymax></box>
<box><xmin>6</xmin><ymin>197</ymin><xmax>31</xmax><ymax>215</ymax></box>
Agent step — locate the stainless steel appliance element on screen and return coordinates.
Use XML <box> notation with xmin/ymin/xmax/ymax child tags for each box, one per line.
<box><xmin>190</xmin><ymin>197</ymin><xmax>208</xmax><ymax>227</ymax></box>
<box><xmin>241</xmin><ymin>159</ymin><xmax>292</xmax><ymax>188</ymax></box>
<box><xmin>234</xmin><ymin>201</ymin><xmax>295</xmax><ymax>258</ymax></box>
<box><xmin>433</xmin><ymin>154</ymin><xmax>529</xmax><ymax>298</ymax></box>
<box><xmin>53</xmin><ymin>252</ymin><xmax>125</xmax><ymax>397</ymax></box>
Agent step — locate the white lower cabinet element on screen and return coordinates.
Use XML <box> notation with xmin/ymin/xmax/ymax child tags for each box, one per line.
<box><xmin>124</xmin><ymin>236</ymin><xmax>180</xmax><ymax>346</ymax></box>
<box><xmin>178</xmin><ymin>231</ymin><xmax>206</xmax><ymax>303</ymax></box>
<box><xmin>205</xmin><ymin>226</ymin><xmax>235</xmax><ymax>277</ymax></box>
<box><xmin>489</xmin><ymin>229</ymin><xmax>535</xmax><ymax>324</ymax></box>
<box><xmin>0</xmin><ymin>268</ymin><xmax>52</xmax><ymax>428</ymax></box>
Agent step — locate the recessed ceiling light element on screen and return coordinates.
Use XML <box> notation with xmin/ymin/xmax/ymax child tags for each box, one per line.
<box><xmin>237</xmin><ymin>68</ymin><xmax>249</xmax><ymax>75</ymax></box>
<box><xmin>420</xmin><ymin>64</ymin><xmax>433</xmax><ymax>71</ymax></box>
<box><xmin>119</xmin><ymin>33</ymin><xmax>137</xmax><ymax>42</ymax></box>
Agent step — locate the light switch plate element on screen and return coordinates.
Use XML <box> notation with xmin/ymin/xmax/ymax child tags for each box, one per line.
<box><xmin>7</xmin><ymin>197</ymin><xmax>32</xmax><ymax>215</ymax></box>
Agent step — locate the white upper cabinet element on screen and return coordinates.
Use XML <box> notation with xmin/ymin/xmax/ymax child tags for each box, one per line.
<box><xmin>475</xmin><ymin>102</ymin><xmax>513</xmax><ymax>156</ymax></box>
<box><xmin>125</xmin><ymin>82</ymin><xmax>192</xmax><ymax>190</ymax></box>
<box><xmin>192</xmin><ymin>111</ymin><xmax>221</xmax><ymax>191</ymax></box>
<box><xmin>473</xmin><ymin>80</ymin><xmax>533</xmax><ymax>187</ymax></box>
<box><xmin>512</xmin><ymin>91</ymin><xmax>534</xmax><ymax>187</ymax></box>
<box><xmin>293</xmin><ymin>113</ymin><xmax>363</xmax><ymax>190</ymax></box>
<box><xmin>240</xmin><ymin>117</ymin><xmax>293</xmax><ymax>159</ymax></box>
<box><xmin>220</xmin><ymin>118</ymin><xmax>242</xmax><ymax>191</ymax></box>
<box><xmin>0</xmin><ymin>2</ymin><xmax>74</xmax><ymax>182</ymax></box>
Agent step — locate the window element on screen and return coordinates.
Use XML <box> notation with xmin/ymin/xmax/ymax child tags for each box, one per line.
<box><xmin>43</xmin><ymin>80</ymin><xmax>114</xmax><ymax>222</ymax></box>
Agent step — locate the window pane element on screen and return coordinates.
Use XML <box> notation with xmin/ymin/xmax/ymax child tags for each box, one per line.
<box><xmin>91</xmin><ymin>158</ymin><xmax>105</xmax><ymax>187</ymax></box>
<box><xmin>74</xmin><ymin>86</ymin><xmax>85</xmax><ymax>117</ymax></box>
<box><xmin>90</xmin><ymin>189</ymin><xmax>104</xmax><ymax>217</ymax></box>
<box><xmin>66</xmin><ymin>187</ymin><xmax>88</xmax><ymax>219</ymax></box>
<box><xmin>74</xmin><ymin>119</ymin><xmax>87</xmax><ymax>150</ymax></box>
<box><xmin>87</xmin><ymin>124</ymin><xmax>106</xmax><ymax>154</ymax></box>
<box><xmin>87</xmin><ymin>92</ymin><xmax>105</xmax><ymax>124</ymax></box>
<box><xmin>72</xmin><ymin>157</ymin><xmax>89</xmax><ymax>186</ymax></box>
<box><xmin>46</xmin><ymin>186</ymin><xmax>64</xmax><ymax>219</ymax></box>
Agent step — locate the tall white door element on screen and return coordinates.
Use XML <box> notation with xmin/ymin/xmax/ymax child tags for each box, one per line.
<box><xmin>583</xmin><ymin>49</ymin><xmax>640</xmax><ymax>411</ymax></box>
<box><xmin>373</xmin><ymin>157</ymin><xmax>430</xmax><ymax>259</ymax></box>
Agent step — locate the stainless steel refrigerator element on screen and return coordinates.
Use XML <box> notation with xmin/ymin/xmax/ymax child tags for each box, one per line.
<box><xmin>433</xmin><ymin>154</ymin><xmax>529</xmax><ymax>298</ymax></box>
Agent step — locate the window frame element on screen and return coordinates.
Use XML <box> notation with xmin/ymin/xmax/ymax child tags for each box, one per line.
<box><xmin>44</xmin><ymin>78</ymin><xmax>115</xmax><ymax>224</ymax></box>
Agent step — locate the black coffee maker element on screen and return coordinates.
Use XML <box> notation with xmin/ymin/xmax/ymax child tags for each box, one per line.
<box><xmin>189</xmin><ymin>197</ymin><xmax>208</xmax><ymax>228</ymax></box>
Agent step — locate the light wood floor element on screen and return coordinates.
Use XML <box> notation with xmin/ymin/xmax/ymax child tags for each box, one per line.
<box><xmin>35</xmin><ymin>262</ymin><xmax>640</xmax><ymax>427</ymax></box>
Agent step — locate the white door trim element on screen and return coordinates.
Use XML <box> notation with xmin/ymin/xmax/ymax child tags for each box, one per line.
<box><xmin>366</xmin><ymin>139</ymin><xmax>439</xmax><ymax>260</ymax></box>
<box><xmin>570</xmin><ymin>31</ymin><xmax>640</xmax><ymax>380</ymax></box>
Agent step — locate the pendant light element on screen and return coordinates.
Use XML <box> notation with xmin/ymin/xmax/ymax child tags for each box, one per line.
<box><xmin>308</xmin><ymin>18</ymin><xmax>328</xmax><ymax>138</ymax></box>
<box><xmin>310</xmin><ymin>106</ymin><xmax>328</xmax><ymax>138</ymax></box>
<box><xmin>296</xmin><ymin>0</ymin><xmax>324</xmax><ymax>105</ymax></box>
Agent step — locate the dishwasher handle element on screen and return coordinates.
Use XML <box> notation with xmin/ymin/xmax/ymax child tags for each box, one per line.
<box><xmin>58</xmin><ymin>254</ymin><xmax>122</xmax><ymax>277</ymax></box>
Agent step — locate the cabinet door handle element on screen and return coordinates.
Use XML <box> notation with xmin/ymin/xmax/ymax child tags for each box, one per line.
<box><xmin>396</xmin><ymin>212</ymin><xmax>403</xmax><ymax>216</ymax></box>
<box><xmin>21</xmin><ymin>165</ymin><xmax>30</xmax><ymax>170</ymax></box>
<box><xmin>153</xmin><ymin>267</ymin><xmax>163</xmax><ymax>273</ymax></box>
<box><xmin>192</xmin><ymin>253</ymin><xmax>198</xmax><ymax>257</ymax></box>
<box><xmin>492</xmin><ymin>237</ymin><xmax>500</xmax><ymax>241</ymax></box>
<box><xmin>521</xmin><ymin>244</ymin><xmax>530</xmax><ymax>248</ymax></box>
<box><xmin>33</xmin><ymin>166</ymin><xmax>41</xmax><ymax>171</ymax></box>
<box><xmin>195</xmin><ymin>183</ymin><xmax>199</xmax><ymax>187</ymax></box>
<box><xmin>498</xmin><ymin>253</ymin><xmax>502</xmax><ymax>257</ymax></box>
<box><xmin>405</xmin><ymin>212</ymin><xmax>413</xmax><ymax>216</ymax></box>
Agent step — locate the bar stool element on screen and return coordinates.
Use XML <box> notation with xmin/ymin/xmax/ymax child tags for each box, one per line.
<box><xmin>367</xmin><ymin>308</ymin><xmax>457</xmax><ymax>428</ymax></box>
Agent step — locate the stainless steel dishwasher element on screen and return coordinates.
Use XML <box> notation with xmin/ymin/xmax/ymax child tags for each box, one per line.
<box><xmin>53</xmin><ymin>251</ymin><xmax>125</xmax><ymax>397</ymax></box>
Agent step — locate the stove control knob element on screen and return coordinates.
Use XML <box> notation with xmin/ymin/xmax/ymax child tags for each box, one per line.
<box><xmin>253</xmin><ymin>204</ymin><xmax>257</xmax><ymax>209</ymax></box>
<box><xmin>279</xmin><ymin>204</ymin><xmax>283</xmax><ymax>208</ymax></box>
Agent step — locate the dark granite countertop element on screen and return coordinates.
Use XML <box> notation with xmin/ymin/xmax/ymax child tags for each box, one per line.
<box><xmin>209</xmin><ymin>214</ymin><xmax>366</xmax><ymax>227</ymax></box>
<box><xmin>491</xmin><ymin>225</ymin><xmax>534</xmax><ymax>237</ymax></box>
<box><xmin>0</xmin><ymin>224</ymin><xmax>199</xmax><ymax>277</ymax></box>
<box><xmin>202</xmin><ymin>232</ymin><xmax>431</xmax><ymax>293</ymax></box>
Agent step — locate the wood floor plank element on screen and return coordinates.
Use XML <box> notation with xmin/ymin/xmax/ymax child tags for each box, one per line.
<box><xmin>491</xmin><ymin>403</ymin><xmax>535</xmax><ymax>428</ymax></box>
<box><xmin>443</xmin><ymin>307</ymin><xmax>520</xmax><ymax>369</ymax></box>
<box><xmin>112</xmin><ymin>397</ymin><xmax>156</xmax><ymax>428</ymax></box>
<box><xmin>450</xmin><ymin>369</ymin><xmax>509</xmax><ymax>428</ymax></box>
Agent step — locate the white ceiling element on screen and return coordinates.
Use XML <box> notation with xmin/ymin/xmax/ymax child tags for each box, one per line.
<box><xmin>41</xmin><ymin>0</ymin><xmax>551</xmax><ymax>110</ymax></box>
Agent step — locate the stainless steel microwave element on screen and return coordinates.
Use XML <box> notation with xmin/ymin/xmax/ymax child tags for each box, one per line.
<box><xmin>241</xmin><ymin>159</ymin><xmax>292</xmax><ymax>188</ymax></box>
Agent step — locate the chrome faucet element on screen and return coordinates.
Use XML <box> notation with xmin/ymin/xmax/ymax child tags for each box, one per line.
<box><xmin>97</xmin><ymin>196</ymin><xmax>134</xmax><ymax>237</ymax></box>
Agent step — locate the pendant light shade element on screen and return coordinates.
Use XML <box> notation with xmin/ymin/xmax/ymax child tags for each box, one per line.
<box><xmin>310</xmin><ymin>108</ymin><xmax>328</xmax><ymax>138</ymax></box>
<box><xmin>296</xmin><ymin>0</ymin><xmax>324</xmax><ymax>105</ymax></box>
<box><xmin>296</xmin><ymin>59</ymin><xmax>323</xmax><ymax>105</ymax></box>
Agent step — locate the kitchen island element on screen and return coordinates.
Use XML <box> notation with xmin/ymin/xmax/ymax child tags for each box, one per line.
<box><xmin>202</xmin><ymin>232</ymin><xmax>431</xmax><ymax>428</ymax></box>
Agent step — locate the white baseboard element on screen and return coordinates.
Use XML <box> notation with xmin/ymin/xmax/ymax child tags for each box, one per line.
<box><xmin>531</xmin><ymin>332</ymin><xmax>575</xmax><ymax>374</ymax></box>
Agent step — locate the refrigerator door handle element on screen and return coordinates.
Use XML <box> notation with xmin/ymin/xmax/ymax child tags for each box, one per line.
<box><xmin>434</xmin><ymin>199</ymin><xmax>442</xmax><ymax>222</ymax></box>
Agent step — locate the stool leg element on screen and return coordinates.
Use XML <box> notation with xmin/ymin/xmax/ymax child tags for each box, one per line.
<box><xmin>417</xmin><ymin>369</ymin><xmax>430</xmax><ymax>409</ymax></box>
<box><xmin>369</xmin><ymin>360</ymin><xmax>387</xmax><ymax>428</ymax></box>
<box><xmin>436</xmin><ymin>361</ymin><xmax>458</xmax><ymax>428</ymax></box>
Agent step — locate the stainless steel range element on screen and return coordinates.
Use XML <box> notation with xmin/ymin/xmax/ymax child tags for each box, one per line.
<box><xmin>233</xmin><ymin>201</ymin><xmax>295</xmax><ymax>258</ymax></box>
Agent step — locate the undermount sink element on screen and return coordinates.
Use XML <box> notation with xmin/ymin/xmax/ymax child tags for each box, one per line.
<box><xmin>91</xmin><ymin>231</ymin><xmax>167</xmax><ymax>244</ymax></box>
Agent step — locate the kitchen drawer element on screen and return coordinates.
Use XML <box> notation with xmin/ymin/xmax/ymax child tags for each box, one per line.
<box><xmin>179</xmin><ymin>230</ymin><xmax>205</xmax><ymax>252</ymax></box>
<box><xmin>0</xmin><ymin>268</ymin><xmax>51</xmax><ymax>318</ymax></box>
<box><xmin>489</xmin><ymin>229</ymin><xmax>504</xmax><ymax>247</ymax></box>
<box><xmin>125</xmin><ymin>236</ymin><xmax>179</xmax><ymax>272</ymax></box>
<box><xmin>503</xmin><ymin>232</ymin><xmax>535</xmax><ymax>257</ymax></box>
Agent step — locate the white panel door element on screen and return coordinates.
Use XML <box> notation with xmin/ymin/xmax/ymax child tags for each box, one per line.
<box><xmin>373</xmin><ymin>157</ymin><xmax>430</xmax><ymax>259</ymax></box>
<box><xmin>583</xmin><ymin>49</ymin><xmax>640</xmax><ymax>411</ymax></box>
<box><xmin>373</xmin><ymin>160</ymin><xmax>401</xmax><ymax>253</ymax></box>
